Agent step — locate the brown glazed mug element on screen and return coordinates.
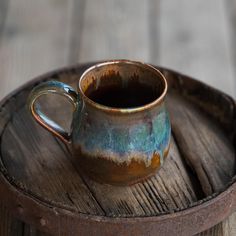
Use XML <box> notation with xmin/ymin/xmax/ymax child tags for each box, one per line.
<box><xmin>28</xmin><ymin>60</ymin><xmax>171</xmax><ymax>185</ymax></box>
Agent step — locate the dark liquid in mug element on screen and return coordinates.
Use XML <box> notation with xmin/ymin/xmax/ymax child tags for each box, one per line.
<box><xmin>87</xmin><ymin>83</ymin><xmax>159</xmax><ymax>108</ymax></box>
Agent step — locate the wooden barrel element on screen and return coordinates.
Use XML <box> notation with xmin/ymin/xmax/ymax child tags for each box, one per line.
<box><xmin>0</xmin><ymin>63</ymin><xmax>235</xmax><ymax>236</ymax></box>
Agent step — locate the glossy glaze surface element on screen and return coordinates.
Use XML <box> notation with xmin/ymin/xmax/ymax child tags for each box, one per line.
<box><xmin>72</xmin><ymin>60</ymin><xmax>170</xmax><ymax>184</ymax></box>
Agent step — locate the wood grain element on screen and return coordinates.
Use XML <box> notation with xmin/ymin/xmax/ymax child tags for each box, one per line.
<box><xmin>167</xmin><ymin>91</ymin><xmax>235</xmax><ymax>236</ymax></box>
<box><xmin>225</xmin><ymin>0</ymin><xmax>236</xmax><ymax>96</ymax></box>
<box><xmin>167</xmin><ymin>91</ymin><xmax>235</xmax><ymax>195</ymax></box>
<box><xmin>77</xmin><ymin>0</ymin><xmax>150</xmax><ymax>63</ymax></box>
<box><xmin>0</xmin><ymin>0</ymin><xmax>73</xmax><ymax>100</ymax></box>
<box><xmin>22</xmin><ymin>225</ymin><xmax>50</xmax><ymax>236</ymax></box>
<box><xmin>0</xmin><ymin>204</ymin><xmax>23</xmax><ymax>236</ymax></box>
<box><xmin>222</xmin><ymin>212</ymin><xmax>236</xmax><ymax>236</ymax></box>
<box><xmin>158</xmin><ymin>0</ymin><xmax>236</xmax><ymax>98</ymax></box>
<box><xmin>0</xmin><ymin>0</ymin><xmax>8</xmax><ymax>38</ymax></box>
<box><xmin>197</xmin><ymin>223</ymin><xmax>224</xmax><ymax>236</ymax></box>
<box><xmin>1</xmin><ymin>106</ymin><xmax>104</xmax><ymax>215</ymax></box>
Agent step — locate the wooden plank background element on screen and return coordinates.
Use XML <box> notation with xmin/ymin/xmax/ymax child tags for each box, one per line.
<box><xmin>0</xmin><ymin>0</ymin><xmax>235</xmax><ymax>235</ymax></box>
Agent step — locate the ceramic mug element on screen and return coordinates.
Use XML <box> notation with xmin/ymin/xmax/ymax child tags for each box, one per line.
<box><xmin>28</xmin><ymin>60</ymin><xmax>171</xmax><ymax>185</ymax></box>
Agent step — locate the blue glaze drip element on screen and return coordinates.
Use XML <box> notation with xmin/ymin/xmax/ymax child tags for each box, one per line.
<box><xmin>74</xmin><ymin>104</ymin><xmax>171</xmax><ymax>164</ymax></box>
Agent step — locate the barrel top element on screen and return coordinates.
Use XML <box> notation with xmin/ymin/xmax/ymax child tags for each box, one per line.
<box><xmin>0</xmin><ymin>63</ymin><xmax>235</xmax><ymax>235</ymax></box>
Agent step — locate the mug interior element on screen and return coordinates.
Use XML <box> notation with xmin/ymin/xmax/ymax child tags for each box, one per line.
<box><xmin>79</xmin><ymin>60</ymin><xmax>167</xmax><ymax>109</ymax></box>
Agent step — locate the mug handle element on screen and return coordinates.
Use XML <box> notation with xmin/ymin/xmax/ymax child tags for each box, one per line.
<box><xmin>28</xmin><ymin>81</ymin><xmax>78</xmax><ymax>144</ymax></box>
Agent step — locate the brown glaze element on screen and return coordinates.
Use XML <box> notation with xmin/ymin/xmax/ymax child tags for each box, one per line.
<box><xmin>75</xmin><ymin>147</ymin><xmax>170</xmax><ymax>185</ymax></box>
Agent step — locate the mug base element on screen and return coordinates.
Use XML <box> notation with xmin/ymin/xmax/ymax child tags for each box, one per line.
<box><xmin>75</xmin><ymin>147</ymin><xmax>170</xmax><ymax>186</ymax></box>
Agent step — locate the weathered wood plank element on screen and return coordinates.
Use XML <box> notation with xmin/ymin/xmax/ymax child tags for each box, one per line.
<box><xmin>23</xmin><ymin>225</ymin><xmax>50</xmax><ymax>236</ymax></box>
<box><xmin>67</xmin><ymin>0</ymin><xmax>85</xmax><ymax>64</ymax></box>
<box><xmin>0</xmin><ymin>0</ymin><xmax>73</xmax><ymax>100</ymax></box>
<box><xmin>0</xmin><ymin>0</ymin><xmax>8</xmax><ymax>38</ymax></box>
<box><xmin>148</xmin><ymin>0</ymin><xmax>160</xmax><ymax>63</ymax></box>
<box><xmin>167</xmin><ymin>91</ymin><xmax>235</xmax><ymax>196</ymax></box>
<box><xmin>0</xmin><ymin>204</ymin><xmax>23</xmax><ymax>236</ymax></box>
<box><xmin>77</xmin><ymin>0</ymin><xmax>150</xmax><ymax>63</ymax></box>
<box><xmin>225</xmin><ymin>0</ymin><xmax>236</xmax><ymax>98</ymax></box>
<box><xmin>158</xmin><ymin>0</ymin><xmax>235</xmax><ymax>98</ymax></box>
<box><xmin>1</xmin><ymin>106</ymin><xmax>104</xmax><ymax>215</ymax></box>
<box><xmin>222</xmin><ymin>212</ymin><xmax>236</xmax><ymax>236</ymax></box>
<box><xmin>168</xmin><ymin>91</ymin><xmax>236</xmax><ymax>235</ymax></box>
<box><xmin>197</xmin><ymin>223</ymin><xmax>224</xmax><ymax>236</ymax></box>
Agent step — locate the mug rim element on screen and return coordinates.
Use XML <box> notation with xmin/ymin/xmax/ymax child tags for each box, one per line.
<box><xmin>78</xmin><ymin>59</ymin><xmax>168</xmax><ymax>114</ymax></box>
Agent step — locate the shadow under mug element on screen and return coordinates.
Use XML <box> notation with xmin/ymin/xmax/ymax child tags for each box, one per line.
<box><xmin>28</xmin><ymin>60</ymin><xmax>171</xmax><ymax>185</ymax></box>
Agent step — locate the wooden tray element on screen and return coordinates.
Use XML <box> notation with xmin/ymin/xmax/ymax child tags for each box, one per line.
<box><xmin>0</xmin><ymin>63</ymin><xmax>235</xmax><ymax>236</ymax></box>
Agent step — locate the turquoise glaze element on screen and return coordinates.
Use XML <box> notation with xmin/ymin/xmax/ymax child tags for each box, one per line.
<box><xmin>73</xmin><ymin>103</ymin><xmax>171</xmax><ymax>167</ymax></box>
